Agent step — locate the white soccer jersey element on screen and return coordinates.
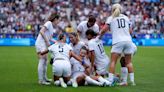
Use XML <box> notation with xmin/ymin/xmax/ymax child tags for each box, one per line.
<box><xmin>106</xmin><ymin>14</ymin><xmax>132</xmax><ymax>45</ymax></box>
<box><xmin>77</xmin><ymin>21</ymin><xmax>99</xmax><ymax>42</ymax></box>
<box><xmin>35</xmin><ymin>21</ymin><xmax>55</xmax><ymax>46</ymax></box>
<box><xmin>88</xmin><ymin>37</ymin><xmax>109</xmax><ymax>66</ymax></box>
<box><xmin>70</xmin><ymin>57</ymin><xmax>90</xmax><ymax>73</ymax></box>
<box><xmin>69</xmin><ymin>41</ymin><xmax>85</xmax><ymax>55</ymax></box>
<box><xmin>48</xmin><ymin>42</ymin><xmax>73</xmax><ymax>61</ymax></box>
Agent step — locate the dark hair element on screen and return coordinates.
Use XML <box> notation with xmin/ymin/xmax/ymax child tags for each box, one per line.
<box><xmin>81</xmin><ymin>46</ymin><xmax>88</xmax><ymax>51</ymax></box>
<box><xmin>48</xmin><ymin>13</ymin><xmax>60</xmax><ymax>22</ymax></box>
<box><xmin>86</xmin><ymin>29</ymin><xmax>97</xmax><ymax>36</ymax></box>
<box><xmin>58</xmin><ymin>33</ymin><xmax>65</xmax><ymax>40</ymax></box>
<box><xmin>88</xmin><ymin>15</ymin><xmax>96</xmax><ymax>23</ymax></box>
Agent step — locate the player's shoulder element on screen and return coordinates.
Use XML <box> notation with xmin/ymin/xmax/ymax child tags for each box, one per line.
<box><xmin>78</xmin><ymin>41</ymin><xmax>85</xmax><ymax>46</ymax></box>
<box><xmin>106</xmin><ymin>16</ymin><xmax>113</xmax><ymax>24</ymax></box>
<box><xmin>44</xmin><ymin>21</ymin><xmax>52</xmax><ymax>26</ymax></box>
<box><xmin>120</xmin><ymin>14</ymin><xmax>129</xmax><ymax>20</ymax></box>
<box><xmin>88</xmin><ymin>38</ymin><xmax>95</xmax><ymax>45</ymax></box>
<box><xmin>65</xmin><ymin>43</ymin><xmax>73</xmax><ymax>50</ymax></box>
<box><xmin>78</xmin><ymin>21</ymin><xmax>87</xmax><ymax>26</ymax></box>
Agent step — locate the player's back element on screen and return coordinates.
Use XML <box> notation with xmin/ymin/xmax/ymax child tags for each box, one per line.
<box><xmin>48</xmin><ymin>42</ymin><xmax>72</xmax><ymax>61</ymax></box>
<box><xmin>106</xmin><ymin>14</ymin><xmax>132</xmax><ymax>44</ymax></box>
<box><xmin>88</xmin><ymin>37</ymin><xmax>108</xmax><ymax>65</ymax></box>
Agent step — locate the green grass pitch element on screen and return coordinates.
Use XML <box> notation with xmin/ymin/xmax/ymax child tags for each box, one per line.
<box><xmin>0</xmin><ymin>46</ymin><xmax>164</xmax><ymax>92</ymax></box>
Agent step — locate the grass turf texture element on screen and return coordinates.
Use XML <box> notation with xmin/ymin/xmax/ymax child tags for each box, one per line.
<box><xmin>0</xmin><ymin>46</ymin><xmax>164</xmax><ymax>92</ymax></box>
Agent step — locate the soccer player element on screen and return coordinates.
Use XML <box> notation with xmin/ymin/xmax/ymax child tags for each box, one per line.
<box><xmin>35</xmin><ymin>13</ymin><xmax>60</xmax><ymax>85</ymax></box>
<box><xmin>40</xmin><ymin>33</ymin><xmax>82</xmax><ymax>88</ymax></box>
<box><xmin>69</xmin><ymin>32</ymin><xmax>85</xmax><ymax>55</ymax></box>
<box><xmin>86</xmin><ymin>29</ymin><xmax>110</xmax><ymax>77</ymax></box>
<box><xmin>70</xmin><ymin>46</ymin><xmax>105</xmax><ymax>87</ymax></box>
<box><xmin>77</xmin><ymin>15</ymin><xmax>99</xmax><ymax>43</ymax></box>
<box><xmin>99</xmin><ymin>3</ymin><xmax>136</xmax><ymax>86</ymax></box>
<box><xmin>69</xmin><ymin>33</ymin><xmax>109</xmax><ymax>87</ymax></box>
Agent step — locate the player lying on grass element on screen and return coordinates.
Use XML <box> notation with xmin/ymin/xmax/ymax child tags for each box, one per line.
<box><xmin>40</xmin><ymin>33</ymin><xmax>83</xmax><ymax>88</ymax></box>
<box><xmin>70</xmin><ymin>46</ymin><xmax>110</xmax><ymax>87</ymax></box>
<box><xmin>69</xmin><ymin>32</ymin><xmax>109</xmax><ymax>87</ymax></box>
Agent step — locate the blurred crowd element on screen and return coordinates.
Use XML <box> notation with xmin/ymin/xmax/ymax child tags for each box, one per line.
<box><xmin>0</xmin><ymin>0</ymin><xmax>163</xmax><ymax>38</ymax></box>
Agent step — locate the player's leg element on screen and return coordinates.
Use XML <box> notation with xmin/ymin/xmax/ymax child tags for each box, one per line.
<box><xmin>37</xmin><ymin>53</ymin><xmax>51</xmax><ymax>85</ymax></box>
<box><xmin>108</xmin><ymin>42</ymin><xmax>123</xmax><ymax>85</ymax></box>
<box><xmin>119</xmin><ymin>57</ymin><xmax>128</xmax><ymax>86</ymax></box>
<box><xmin>108</xmin><ymin>53</ymin><xmax>120</xmax><ymax>85</ymax></box>
<box><xmin>63</xmin><ymin>60</ymin><xmax>72</xmax><ymax>87</ymax></box>
<box><xmin>43</xmin><ymin>54</ymin><xmax>52</xmax><ymax>82</ymax></box>
<box><xmin>85</xmin><ymin>75</ymin><xmax>102</xmax><ymax>86</ymax></box>
<box><xmin>53</xmin><ymin>60</ymin><xmax>67</xmax><ymax>88</ymax></box>
<box><xmin>124</xmin><ymin>42</ymin><xmax>136</xmax><ymax>86</ymax></box>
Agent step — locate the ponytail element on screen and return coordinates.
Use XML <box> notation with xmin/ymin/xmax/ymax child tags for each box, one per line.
<box><xmin>111</xmin><ymin>4</ymin><xmax>122</xmax><ymax>18</ymax></box>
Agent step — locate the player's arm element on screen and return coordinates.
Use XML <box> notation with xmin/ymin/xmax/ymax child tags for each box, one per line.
<box><xmin>89</xmin><ymin>50</ymin><xmax>95</xmax><ymax>69</ymax></box>
<box><xmin>69</xmin><ymin>50</ymin><xmax>82</xmax><ymax>62</ymax></box>
<box><xmin>40</xmin><ymin>26</ymin><xmax>50</xmax><ymax>46</ymax></box>
<box><xmin>129</xmin><ymin>24</ymin><xmax>133</xmax><ymax>35</ymax></box>
<box><xmin>49</xmin><ymin>34</ymin><xmax>57</xmax><ymax>44</ymax></box>
<box><xmin>99</xmin><ymin>24</ymin><xmax>110</xmax><ymax>39</ymax></box>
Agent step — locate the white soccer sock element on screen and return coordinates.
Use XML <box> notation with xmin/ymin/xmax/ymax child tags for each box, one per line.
<box><xmin>129</xmin><ymin>73</ymin><xmax>134</xmax><ymax>83</ymax></box>
<box><xmin>85</xmin><ymin>76</ymin><xmax>101</xmax><ymax>86</ymax></box>
<box><xmin>38</xmin><ymin>58</ymin><xmax>45</xmax><ymax>81</ymax></box>
<box><xmin>121</xmin><ymin>67</ymin><xmax>128</xmax><ymax>83</ymax></box>
<box><xmin>54</xmin><ymin>80</ymin><xmax>60</xmax><ymax>86</ymax></box>
<box><xmin>43</xmin><ymin>58</ymin><xmax>48</xmax><ymax>81</ymax></box>
<box><xmin>98</xmin><ymin>76</ymin><xmax>109</xmax><ymax>84</ymax></box>
<box><xmin>59</xmin><ymin>78</ymin><xmax>67</xmax><ymax>88</ymax></box>
<box><xmin>108</xmin><ymin>73</ymin><xmax>114</xmax><ymax>83</ymax></box>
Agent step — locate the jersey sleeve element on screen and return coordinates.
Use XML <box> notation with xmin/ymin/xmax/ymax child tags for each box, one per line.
<box><xmin>94</xmin><ymin>24</ymin><xmax>100</xmax><ymax>33</ymax></box>
<box><xmin>105</xmin><ymin>16</ymin><xmax>112</xmax><ymax>25</ymax></box>
<box><xmin>77</xmin><ymin>22</ymin><xmax>83</xmax><ymax>32</ymax></box>
<box><xmin>48</xmin><ymin>45</ymin><xmax>53</xmax><ymax>52</ymax></box>
<box><xmin>67</xmin><ymin>44</ymin><xmax>73</xmax><ymax>51</ymax></box>
<box><xmin>44</xmin><ymin>21</ymin><xmax>54</xmax><ymax>32</ymax></box>
<box><xmin>88</xmin><ymin>41</ymin><xmax>94</xmax><ymax>51</ymax></box>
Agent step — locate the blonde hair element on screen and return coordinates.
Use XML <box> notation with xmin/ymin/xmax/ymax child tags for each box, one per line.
<box><xmin>112</xmin><ymin>4</ymin><xmax>122</xmax><ymax>18</ymax></box>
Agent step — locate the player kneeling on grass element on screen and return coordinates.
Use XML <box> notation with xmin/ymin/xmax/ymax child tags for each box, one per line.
<box><xmin>70</xmin><ymin>46</ymin><xmax>109</xmax><ymax>87</ymax></box>
<box><xmin>41</xmin><ymin>33</ymin><xmax>82</xmax><ymax>88</ymax></box>
<box><xmin>85</xmin><ymin>29</ymin><xmax>111</xmax><ymax>85</ymax></box>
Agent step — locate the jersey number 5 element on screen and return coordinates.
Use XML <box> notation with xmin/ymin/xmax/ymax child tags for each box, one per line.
<box><xmin>117</xmin><ymin>18</ymin><xmax>125</xmax><ymax>28</ymax></box>
<box><xmin>58</xmin><ymin>45</ymin><xmax>63</xmax><ymax>52</ymax></box>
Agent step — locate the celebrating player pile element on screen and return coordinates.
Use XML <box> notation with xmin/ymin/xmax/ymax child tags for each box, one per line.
<box><xmin>35</xmin><ymin>3</ymin><xmax>137</xmax><ymax>88</ymax></box>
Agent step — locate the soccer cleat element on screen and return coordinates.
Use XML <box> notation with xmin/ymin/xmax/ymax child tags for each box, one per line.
<box><xmin>70</xmin><ymin>79</ymin><xmax>78</xmax><ymax>88</ymax></box>
<box><xmin>45</xmin><ymin>78</ymin><xmax>52</xmax><ymax>82</ymax></box>
<box><xmin>61</xmin><ymin>82</ymin><xmax>67</xmax><ymax>88</ymax></box>
<box><xmin>129</xmin><ymin>81</ymin><xmax>136</xmax><ymax>86</ymax></box>
<box><xmin>118</xmin><ymin>82</ymin><xmax>128</xmax><ymax>86</ymax></box>
<box><xmin>72</xmin><ymin>80</ymin><xmax>78</xmax><ymax>88</ymax></box>
<box><xmin>59</xmin><ymin>78</ymin><xmax>67</xmax><ymax>88</ymax></box>
<box><xmin>54</xmin><ymin>81</ymin><xmax>60</xmax><ymax>86</ymax></box>
<box><xmin>38</xmin><ymin>80</ymin><xmax>51</xmax><ymax>85</ymax></box>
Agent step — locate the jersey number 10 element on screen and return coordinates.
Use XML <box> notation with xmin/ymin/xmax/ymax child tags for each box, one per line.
<box><xmin>117</xmin><ymin>18</ymin><xmax>125</xmax><ymax>28</ymax></box>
